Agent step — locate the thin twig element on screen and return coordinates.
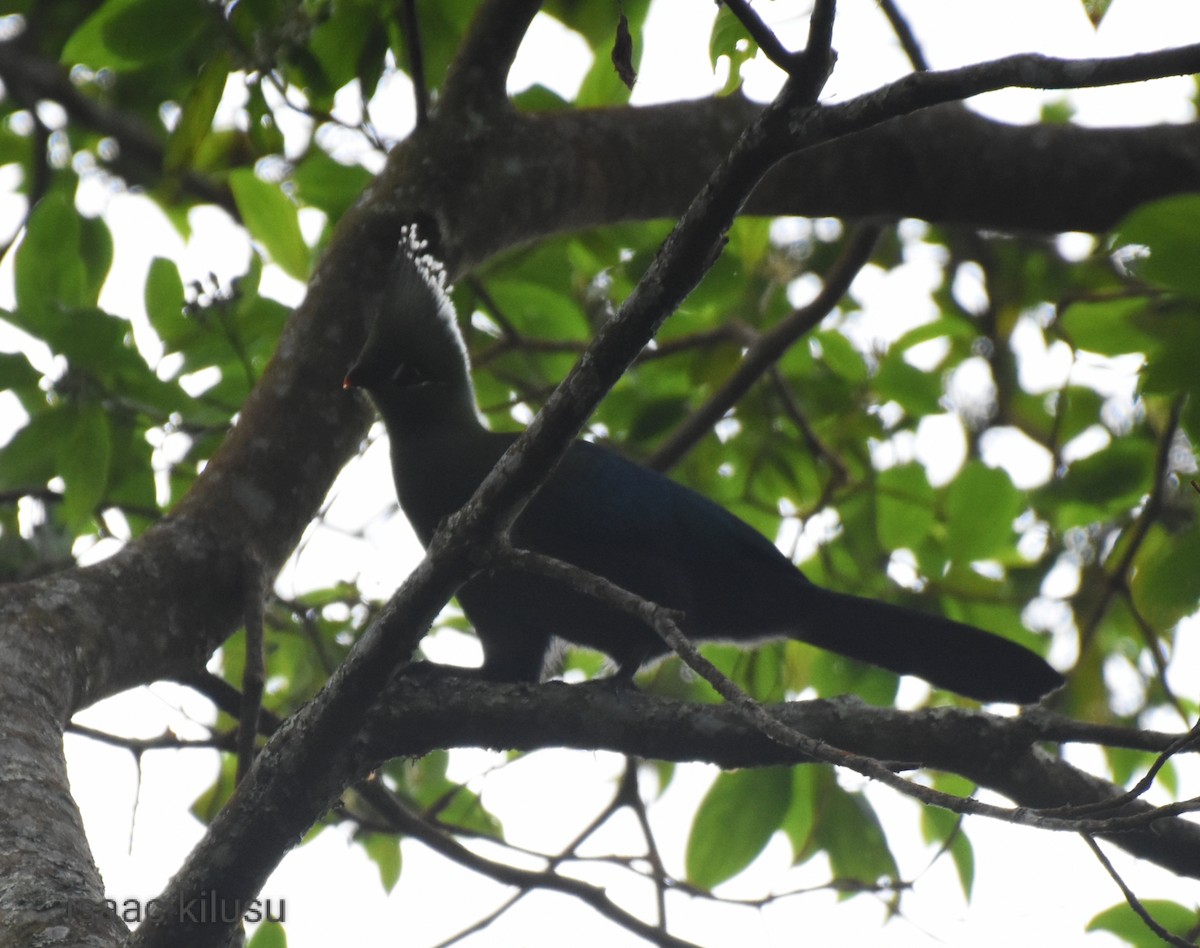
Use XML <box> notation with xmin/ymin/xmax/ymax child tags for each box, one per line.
<box><xmin>401</xmin><ymin>0</ymin><xmax>430</xmax><ymax>128</ymax></box>
<box><xmin>617</xmin><ymin>761</ymin><xmax>670</xmax><ymax>929</ymax></box>
<box><xmin>353</xmin><ymin>780</ymin><xmax>701</xmax><ymax>948</ymax></box>
<box><xmin>1082</xmin><ymin>835</ymin><xmax>1196</xmax><ymax>948</ymax></box>
<box><xmin>1076</xmin><ymin>396</ymin><xmax>1186</xmax><ymax>671</ymax></box>
<box><xmin>67</xmin><ymin>722</ymin><xmax>229</xmax><ymax>753</ymax></box>
<box><xmin>648</xmin><ymin>224</ymin><xmax>880</xmax><ymax>471</ymax></box>
<box><xmin>1121</xmin><ymin>586</ymin><xmax>1189</xmax><ymax>722</ymax></box>
<box><xmin>768</xmin><ymin>366</ymin><xmax>851</xmax><ymax>490</ymax></box>
<box><xmin>720</xmin><ymin>0</ymin><xmax>804</xmax><ymax>73</ymax></box>
<box><xmin>876</xmin><ymin>0</ymin><xmax>929</xmax><ymax>72</ymax></box>
<box><xmin>236</xmin><ymin>564</ymin><xmax>267</xmax><ymax>783</ymax></box>
<box><xmin>1039</xmin><ymin>717</ymin><xmax>1200</xmax><ymax>819</ymax></box>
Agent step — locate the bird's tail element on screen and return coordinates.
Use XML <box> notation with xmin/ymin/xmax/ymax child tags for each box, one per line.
<box><xmin>789</xmin><ymin>585</ymin><xmax>1063</xmax><ymax>703</ymax></box>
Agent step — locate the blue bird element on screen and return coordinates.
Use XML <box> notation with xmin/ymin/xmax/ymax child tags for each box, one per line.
<box><xmin>345</xmin><ymin>244</ymin><xmax>1063</xmax><ymax>703</ymax></box>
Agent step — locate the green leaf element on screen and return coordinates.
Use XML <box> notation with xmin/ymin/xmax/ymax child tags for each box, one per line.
<box><xmin>892</xmin><ymin>317</ymin><xmax>974</xmax><ymax>353</ymax></box>
<box><xmin>1057</xmin><ymin>297</ymin><xmax>1155</xmax><ymax>356</ymax></box>
<box><xmin>434</xmin><ymin>786</ymin><xmax>504</xmax><ymax>839</ymax></box>
<box><xmin>1051</xmin><ymin>386</ymin><xmax>1106</xmax><ymax>445</ymax></box>
<box><xmin>165</xmin><ymin>53</ymin><xmax>230</xmax><ymax>174</ymax></box>
<box><xmin>0</xmin><ymin>408</ymin><xmax>76</xmax><ymax>493</ymax></box>
<box><xmin>309</xmin><ymin>7</ymin><xmax>374</xmax><ymax>92</ymax></box>
<box><xmin>786</xmin><ymin>767</ymin><xmax>899</xmax><ymax>888</ymax></box>
<box><xmin>63</xmin><ymin>0</ymin><xmax>212</xmax><ymax>72</ymax></box>
<box><xmin>1105</xmin><ymin>745</ymin><xmax>1176</xmax><ymax>794</ymax></box>
<box><xmin>944</xmin><ymin>461</ymin><xmax>1021</xmax><ymax>562</ymax></box>
<box><xmin>14</xmin><ymin>190</ymin><xmax>87</xmax><ymax>332</ymax></box>
<box><xmin>512</xmin><ymin>83</ymin><xmax>571</xmax><ymax>112</ymax></box>
<box><xmin>104</xmin><ymin>419</ymin><xmax>157</xmax><ymax>520</ymax></box>
<box><xmin>384</xmin><ymin>1</ymin><xmax>474</xmax><ymax>103</ymax></box>
<box><xmin>875</xmin><ymin>353</ymin><xmax>943</xmax><ymax>417</ymax></box>
<box><xmin>1039</xmin><ymin>439</ymin><xmax>1154</xmax><ymax>529</ymax></box>
<box><xmin>0</xmin><ymin>350</ymin><xmax>41</xmax><ymax>397</ymax></box>
<box><xmin>0</xmin><ymin>122</ymin><xmax>32</xmax><ymax>168</ymax></box>
<box><xmin>80</xmin><ymin>215</ymin><xmax>114</xmax><ymax>306</ymax></box>
<box><xmin>383</xmin><ymin>752</ymin><xmax>503</xmax><ymax>839</ymax></box>
<box><xmin>361</xmin><ymin>832</ymin><xmax>402</xmax><ymax>893</ymax></box>
<box><xmin>1081</xmin><ymin>0</ymin><xmax>1115</xmax><ymax>27</ymax></box>
<box><xmin>921</xmin><ymin>773</ymin><xmax>976</xmax><ymax>899</ymax></box>
<box><xmin>812</xmin><ymin>330</ymin><xmax>868</xmax><ymax>384</ymax></box>
<box><xmin>191</xmin><ymin>752</ymin><xmax>238</xmax><ymax>823</ymax></box>
<box><xmin>627</xmin><ymin>396</ymin><xmax>688</xmax><ymax>442</ymax></box>
<box><xmin>782</xmin><ymin>763</ymin><xmax>820</xmax><ymax>859</ymax></box>
<box><xmin>686</xmin><ymin>767</ymin><xmax>792</xmax><ymax>889</ymax></box>
<box><xmin>487</xmin><ymin>279</ymin><xmax>589</xmax><ymax>340</ymax></box>
<box><xmin>1113</xmin><ymin>194</ymin><xmax>1200</xmax><ymax>297</ymax></box>
<box><xmin>1139</xmin><ymin>300</ymin><xmax>1200</xmax><ymax>397</ymax></box>
<box><xmin>145</xmin><ymin>257</ymin><xmax>188</xmax><ymax>350</ymax></box>
<box><xmin>59</xmin><ymin>403</ymin><xmax>112</xmax><ymax>528</ymax></box>
<box><xmin>818</xmin><ymin>784</ymin><xmax>898</xmax><ymax>888</ymax></box>
<box><xmin>242</xmin><ymin>84</ymin><xmax>286</xmax><ymax>157</ymax></box>
<box><xmin>804</xmin><ymin>641</ymin><xmax>901</xmax><ymax>703</ymax></box>
<box><xmin>229</xmin><ymin>169</ymin><xmax>311</xmax><ymax>281</ymax></box>
<box><xmin>246</xmin><ymin>920</ymin><xmax>287</xmax><ymax>948</ymax></box>
<box><xmin>1130</xmin><ymin>523</ymin><xmax>1200</xmax><ymax>630</ymax></box>
<box><xmin>57</xmin><ymin>309</ymin><xmax>131</xmax><ymax>377</ymax></box>
<box><xmin>290</xmin><ymin>151</ymin><xmax>373</xmax><ymax>222</ymax></box>
<box><xmin>709</xmin><ymin>5</ymin><xmax>757</xmax><ymax>95</ymax></box>
<box><xmin>875</xmin><ymin>463</ymin><xmax>935</xmax><ymax>551</ymax></box>
<box><xmin>1088</xmin><ymin>899</ymin><xmax>1199</xmax><ymax>947</ymax></box>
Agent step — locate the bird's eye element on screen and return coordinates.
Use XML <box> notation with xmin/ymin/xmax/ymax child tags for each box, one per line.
<box><xmin>391</xmin><ymin>362</ymin><xmax>429</xmax><ymax>388</ymax></box>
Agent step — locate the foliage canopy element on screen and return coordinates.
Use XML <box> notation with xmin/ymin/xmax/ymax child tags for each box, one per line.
<box><xmin>1</xmin><ymin>1</ymin><xmax>1199</xmax><ymax>946</ymax></box>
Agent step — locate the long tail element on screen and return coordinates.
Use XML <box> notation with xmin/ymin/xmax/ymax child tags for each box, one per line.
<box><xmin>792</xmin><ymin>585</ymin><xmax>1063</xmax><ymax>703</ymax></box>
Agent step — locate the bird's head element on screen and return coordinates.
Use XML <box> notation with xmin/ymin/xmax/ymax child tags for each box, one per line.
<box><xmin>344</xmin><ymin>239</ymin><xmax>480</xmax><ymax>432</ymax></box>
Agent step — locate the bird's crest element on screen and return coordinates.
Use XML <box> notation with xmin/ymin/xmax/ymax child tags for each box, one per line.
<box><xmin>343</xmin><ymin>224</ymin><xmax>479</xmax><ymax>426</ymax></box>
<box><xmin>386</xmin><ymin>225</ymin><xmax>464</xmax><ymax>358</ymax></box>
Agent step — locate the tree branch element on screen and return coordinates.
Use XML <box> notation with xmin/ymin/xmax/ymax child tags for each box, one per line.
<box><xmin>440</xmin><ymin>0</ymin><xmax>544</xmax><ymax>114</ymax></box>
<box><xmin>1082</xmin><ymin>834</ymin><xmax>1196</xmax><ymax>948</ymax></box>
<box><xmin>721</xmin><ymin>0</ymin><xmax>807</xmax><ymax>74</ymax></box>
<box><xmin>360</xmin><ymin>675</ymin><xmax>1200</xmax><ymax>880</ymax></box>
<box><xmin>400</xmin><ymin>0</ymin><xmax>430</xmax><ymax>128</ymax></box>
<box><xmin>646</xmin><ymin>222</ymin><xmax>881</xmax><ymax>471</ymax></box>
<box><xmin>877</xmin><ymin>0</ymin><xmax>930</xmax><ymax>72</ymax></box>
<box><xmin>355</xmin><ymin>782</ymin><xmax>700</xmax><ymax>948</ymax></box>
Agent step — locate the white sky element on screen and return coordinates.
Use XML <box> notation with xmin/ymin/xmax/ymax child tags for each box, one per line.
<box><xmin>2</xmin><ymin>0</ymin><xmax>1198</xmax><ymax>945</ymax></box>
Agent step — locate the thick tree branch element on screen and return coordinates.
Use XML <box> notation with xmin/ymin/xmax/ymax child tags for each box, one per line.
<box><xmin>4</xmin><ymin>39</ymin><xmax>1199</xmax><ymax>260</ymax></box>
<box><xmin>0</xmin><ymin>623</ymin><xmax>127</xmax><ymax>946</ymax></box>
<box><xmin>395</xmin><ymin>100</ymin><xmax>1200</xmax><ymax>273</ymax></box>
<box><xmin>486</xmin><ymin>541</ymin><xmax>1200</xmax><ymax>880</ymax></box>
<box><xmin>440</xmin><ymin>0</ymin><xmax>544</xmax><ymax>114</ymax></box>
<box><xmin>359</xmin><ymin>676</ymin><xmax>1200</xmax><ymax>880</ymax></box>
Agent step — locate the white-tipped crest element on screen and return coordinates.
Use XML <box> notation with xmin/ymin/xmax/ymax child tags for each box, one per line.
<box><xmin>389</xmin><ymin>225</ymin><xmax>469</xmax><ymax>367</ymax></box>
<box><xmin>348</xmin><ymin>224</ymin><xmax>482</xmax><ymax>428</ymax></box>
